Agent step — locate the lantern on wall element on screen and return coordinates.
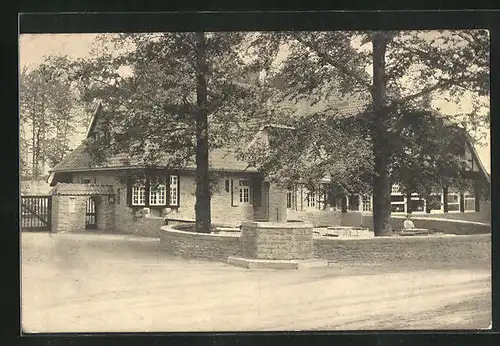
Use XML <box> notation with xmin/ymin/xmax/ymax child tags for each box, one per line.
<box><xmin>108</xmin><ymin>194</ymin><xmax>116</xmax><ymax>204</ymax></box>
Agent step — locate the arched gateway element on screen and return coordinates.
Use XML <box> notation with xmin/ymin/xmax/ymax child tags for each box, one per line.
<box><xmin>49</xmin><ymin>183</ymin><xmax>115</xmax><ymax>233</ymax></box>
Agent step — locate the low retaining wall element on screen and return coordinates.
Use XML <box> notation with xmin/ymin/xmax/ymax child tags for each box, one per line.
<box><xmin>130</xmin><ymin>216</ymin><xmax>166</xmax><ymax>238</ymax></box>
<box><xmin>287</xmin><ymin>210</ymin><xmax>342</xmax><ymax>227</ymax></box>
<box><xmin>160</xmin><ymin>225</ymin><xmax>490</xmax><ymax>266</ymax></box>
<box><xmin>315</xmin><ymin>226</ymin><xmax>374</xmax><ymax>238</ymax></box>
<box><xmin>341</xmin><ymin>212</ymin><xmax>491</xmax><ymax>235</ymax></box>
<box><xmin>159</xmin><ymin>226</ymin><xmax>240</xmax><ymax>261</ymax></box>
<box><xmin>313</xmin><ymin>234</ymin><xmax>491</xmax><ymax>264</ymax></box>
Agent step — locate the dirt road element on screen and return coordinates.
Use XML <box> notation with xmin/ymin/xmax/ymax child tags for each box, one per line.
<box><xmin>21</xmin><ymin>233</ymin><xmax>491</xmax><ymax>332</ymax></box>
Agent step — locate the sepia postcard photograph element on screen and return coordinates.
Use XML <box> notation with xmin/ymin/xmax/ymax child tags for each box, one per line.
<box><xmin>19</xmin><ymin>15</ymin><xmax>492</xmax><ymax>333</ymax></box>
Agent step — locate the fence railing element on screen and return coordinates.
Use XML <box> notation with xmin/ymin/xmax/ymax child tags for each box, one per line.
<box><xmin>20</xmin><ymin>195</ymin><xmax>52</xmax><ymax>231</ymax></box>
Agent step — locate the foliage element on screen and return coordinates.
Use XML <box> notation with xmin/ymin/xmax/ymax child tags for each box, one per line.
<box><xmin>74</xmin><ymin>33</ymin><xmax>268</xmax><ymax>169</ymax></box>
<box><xmin>243</xmin><ymin>111</ymin><xmax>373</xmax><ymax>195</ymax></box>
<box><xmin>19</xmin><ymin>55</ymin><xmax>79</xmax><ymax>178</ymax></box>
<box><xmin>248</xmin><ymin>30</ymin><xmax>489</xmax><ymax>235</ymax></box>
<box><xmin>387</xmin><ymin>106</ymin><xmax>471</xmax><ymax>198</ymax></box>
<box><xmin>73</xmin><ymin>32</ymin><xmax>271</xmax><ymax>232</ymax></box>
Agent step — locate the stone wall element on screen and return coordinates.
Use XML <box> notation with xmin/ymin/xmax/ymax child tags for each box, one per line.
<box><xmin>127</xmin><ymin>215</ymin><xmax>166</xmax><ymax>238</ymax></box>
<box><xmin>51</xmin><ymin>195</ymin><xmax>88</xmax><ymax>233</ymax></box>
<box><xmin>159</xmin><ymin>225</ymin><xmax>490</xmax><ymax>265</ymax></box>
<box><xmin>209</xmin><ymin>174</ymin><xmax>255</xmax><ymax>226</ymax></box>
<box><xmin>159</xmin><ymin>226</ymin><xmax>241</xmax><ymax>261</ymax></box>
<box><xmin>240</xmin><ymin>221</ymin><xmax>314</xmax><ymax>260</ymax></box>
<box><xmin>341</xmin><ymin>212</ymin><xmax>491</xmax><ymax>235</ymax></box>
<box><xmin>313</xmin><ymin>234</ymin><xmax>491</xmax><ymax>264</ymax></box>
<box><xmin>287</xmin><ymin>210</ymin><xmax>343</xmax><ymax>227</ymax></box>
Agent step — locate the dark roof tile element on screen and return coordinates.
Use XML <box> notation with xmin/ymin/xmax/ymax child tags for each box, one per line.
<box><xmin>51</xmin><ymin>183</ymin><xmax>114</xmax><ymax>196</ymax></box>
<box><xmin>51</xmin><ymin>142</ymin><xmax>258</xmax><ymax>173</ymax></box>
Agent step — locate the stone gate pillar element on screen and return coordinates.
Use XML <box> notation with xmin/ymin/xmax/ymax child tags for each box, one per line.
<box><xmin>49</xmin><ymin>183</ymin><xmax>115</xmax><ymax>233</ymax></box>
<box><xmin>51</xmin><ymin>194</ymin><xmax>88</xmax><ymax>233</ymax></box>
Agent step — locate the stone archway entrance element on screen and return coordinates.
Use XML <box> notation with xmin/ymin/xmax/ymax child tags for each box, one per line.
<box><xmin>50</xmin><ymin>183</ymin><xmax>115</xmax><ymax>233</ymax></box>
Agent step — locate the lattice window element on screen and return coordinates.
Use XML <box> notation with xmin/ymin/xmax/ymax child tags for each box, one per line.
<box><xmin>391</xmin><ymin>184</ymin><xmax>401</xmax><ymax>194</ymax></box>
<box><xmin>169</xmin><ymin>175</ymin><xmax>179</xmax><ymax>206</ymax></box>
<box><xmin>464</xmin><ymin>193</ymin><xmax>475</xmax><ymax>211</ymax></box>
<box><xmin>132</xmin><ymin>185</ymin><xmax>146</xmax><ymax>206</ymax></box>
<box><xmin>307</xmin><ymin>191</ymin><xmax>316</xmax><ymax>208</ymax></box>
<box><xmin>362</xmin><ymin>195</ymin><xmax>372</xmax><ymax>212</ymax></box>
<box><xmin>239</xmin><ymin>180</ymin><xmax>251</xmax><ymax>205</ymax></box>
<box><xmin>150</xmin><ymin>183</ymin><xmax>166</xmax><ymax>206</ymax></box>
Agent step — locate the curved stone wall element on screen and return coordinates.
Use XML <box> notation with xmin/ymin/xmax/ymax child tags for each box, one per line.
<box><xmin>159</xmin><ymin>226</ymin><xmax>240</xmax><ymax>261</ymax></box>
<box><xmin>341</xmin><ymin>212</ymin><xmax>491</xmax><ymax>235</ymax></box>
<box><xmin>159</xmin><ymin>226</ymin><xmax>490</xmax><ymax>266</ymax></box>
<box><xmin>313</xmin><ymin>234</ymin><xmax>491</xmax><ymax>264</ymax></box>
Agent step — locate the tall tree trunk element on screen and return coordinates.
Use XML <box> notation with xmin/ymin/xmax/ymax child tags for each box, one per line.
<box><xmin>371</xmin><ymin>32</ymin><xmax>393</xmax><ymax>236</ymax></box>
<box><xmin>31</xmin><ymin>117</ymin><xmax>36</xmax><ymax>181</ymax></box>
<box><xmin>194</xmin><ymin>32</ymin><xmax>212</xmax><ymax>233</ymax></box>
<box><xmin>406</xmin><ymin>191</ymin><xmax>412</xmax><ymax>214</ymax></box>
<box><xmin>31</xmin><ymin>94</ymin><xmax>38</xmax><ymax>181</ymax></box>
<box><xmin>40</xmin><ymin>98</ymin><xmax>46</xmax><ymax>175</ymax></box>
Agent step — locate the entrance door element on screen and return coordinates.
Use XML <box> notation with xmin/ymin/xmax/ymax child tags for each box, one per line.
<box><xmin>85</xmin><ymin>197</ymin><xmax>97</xmax><ymax>229</ymax></box>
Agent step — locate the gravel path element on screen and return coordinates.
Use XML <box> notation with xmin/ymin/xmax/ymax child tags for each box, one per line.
<box><xmin>21</xmin><ymin>233</ymin><xmax>491</xmax><ymax>332</ymax></box>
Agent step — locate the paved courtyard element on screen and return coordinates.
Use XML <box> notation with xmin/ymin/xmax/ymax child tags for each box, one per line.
<box><xmin>21</xmin><ymin>232</ymin><xmax>491</xmax><ymax>332</ymax></box>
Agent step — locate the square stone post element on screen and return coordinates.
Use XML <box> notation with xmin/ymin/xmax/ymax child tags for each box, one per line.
<box><xmin>228</xmin><ymin>221</ymin><xmax>327</xmax><ymax>269</ymax></box>
<box><xmin>51</xmin><ymin>195</ymin><xmax>87</xmax><ymax>233</ymax></box>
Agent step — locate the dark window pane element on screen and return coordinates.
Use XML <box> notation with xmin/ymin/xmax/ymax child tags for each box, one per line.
<box><xmin>391</xmin><ymin>204</ymin><xmax>405</xmax><ymax>212</ymax></box>
<box><xmin>409</xmin><ymin>199</ymin><xmax>424</xmax><ymax>212</ymax></box>
<box><xmin>391</xmin><ymin>195</ymin><xmax>404</xmax><ymax>203</ymax></box>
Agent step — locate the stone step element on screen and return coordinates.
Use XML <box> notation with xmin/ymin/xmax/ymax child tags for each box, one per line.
<box><xmin>227</xmin><ymin>257</ymin><xmax>329</xmax><ymax>270</ymax></box>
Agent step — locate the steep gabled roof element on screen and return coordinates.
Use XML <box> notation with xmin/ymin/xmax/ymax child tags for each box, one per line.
<box><xmin>465</xmin><ymin>137</ymin><xmax>491</xmax><ymax>184</ymax></box>
<box><xmin>84</xmin><ymin>102</ymin><xmax>102</xmax><ymax>139</ymax></box>
<box><xmin>51</xmin><ymin>101</ymin><xmax>260</xmax><ymax>173</ymax></box>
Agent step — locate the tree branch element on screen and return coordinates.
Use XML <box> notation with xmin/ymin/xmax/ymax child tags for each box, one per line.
<box><xmin>386</xmin><ymin>79</ymin><xmax>454</xmax><ymax>109</ymax></box>
<box><xmin>293</xmin><ymin>35</ymin><xmax>372</xmax><ymax>91</ymax></box>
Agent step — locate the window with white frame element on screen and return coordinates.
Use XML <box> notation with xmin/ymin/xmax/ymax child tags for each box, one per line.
<box><xmin>391</xmin><ymin>184</ymin><xmax>401</xmax><ymax>194</ymax></box>
<box><xmin>464</xmin><ymin>193</ymin><xmax>475</xmax><ymax>211</ymax></box>
<box><xmin>129</xmin><ymin>175</ymin><xmax>179</xmax><ymax>207</ymax></box>
<box><xmin>408</xmin><ymin>194</ymin><xmax>425</xmax><ymax>212</ymax></box>
<box><xmin>169</xmin><ymin>175</ymin><xmax>179</xmax><ymax>206</ymax></box>
<box><xmin>362</xmin><ymin>195</ymin><xmax>372</xmax><ymax>212</ymax></box>
<box><xmin>307</xmin><ymin>191</ymin><xmax>316</xmax><ymax>208</ymax></box>
<box><xmin>390</xmin><ymin>195</ymin><xmax>405</xmax><ymax>213</ymax></box>
<box><xmin>447</xmin><ymin>192</ymin><xmax>460</xmax><ymax>211</ymax></box>
<box><xmin>149</xmin><ymin>182</ymin><xmax>166</xmax><ymax>206</ymax></box>
<box><xmin>132</xmin><ymin>184</ymin><xmax>146</xmax><ymax>206</ymax></box>
<box><xmin>239</xmin><ymin>180</ymin><xmax>251</xmax><ymax>205</ymax></box>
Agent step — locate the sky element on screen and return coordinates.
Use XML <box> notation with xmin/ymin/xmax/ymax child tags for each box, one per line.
<box><xmin>19</xmin><ymin>33</ymin><xmax>491</xmax><ymax>173</ymax></box>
